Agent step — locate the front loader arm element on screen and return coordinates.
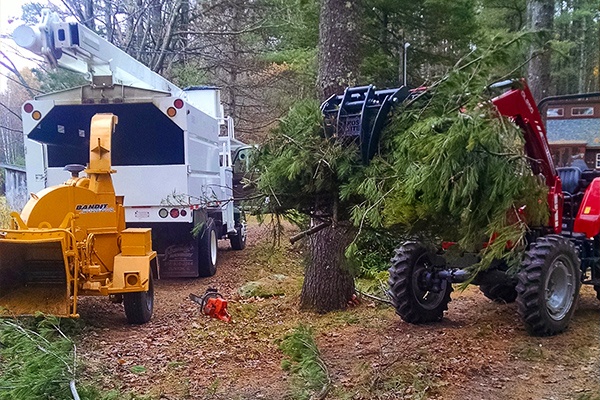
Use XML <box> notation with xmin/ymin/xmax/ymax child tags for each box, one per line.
<box><xmin>490</xmin><ymin>80</ymin><xmax>563</xmax><ymax>234</ymax></box>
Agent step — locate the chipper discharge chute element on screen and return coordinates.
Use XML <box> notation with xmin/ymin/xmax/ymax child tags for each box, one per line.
<box><xmin>0</xmin><ymin>113</ymin><xmax>157</xmax><ymax>324</ymax></box>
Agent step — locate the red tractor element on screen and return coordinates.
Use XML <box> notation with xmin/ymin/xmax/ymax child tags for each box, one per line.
<box><xmin>322</xmin><ymin>79</ymin><xmax>600</xmax><ymax>336</ymax></box>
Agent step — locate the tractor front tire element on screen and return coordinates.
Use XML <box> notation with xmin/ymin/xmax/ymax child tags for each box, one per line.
<box><xmin>198</xmin><ymin>218</ymin><xmax>218</xmax><ymax>277</ymax></box>
<box><xmin>124</xmin><ymin>275</ymin><xmax>154</xmax><ymax>324</ymax></box>
<box><xmin>480</xmin><ymin>283</ymin><xmax>518</xmax><ymax>304</ymax></box>
<box><xmin>388</xmin><ymin>241</ymin><xmax>453</xmax><ymax>323</ymax></box>
<box><xmin>516</xmin><ymin>235</ymin><xmax>580</xmax><ymax>336</ymax></box>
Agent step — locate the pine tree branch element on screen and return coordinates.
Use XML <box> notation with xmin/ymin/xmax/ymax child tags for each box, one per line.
<box><xmin>290</xmin><ymin>221</ymin><xmax>331</xmax><ymax>244</ymax></box>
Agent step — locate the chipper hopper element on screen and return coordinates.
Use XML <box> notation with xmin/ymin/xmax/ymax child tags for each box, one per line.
<box><xmin>0</xmin><ymin>113</ymin><xmax>157</xmax><ymax>324</ymax></box>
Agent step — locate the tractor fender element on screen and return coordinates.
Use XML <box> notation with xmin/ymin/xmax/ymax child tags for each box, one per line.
<box><xmin>574</xmin><ymin>177</ymin><xmax>600</xmax><ymax>238</ymax></box>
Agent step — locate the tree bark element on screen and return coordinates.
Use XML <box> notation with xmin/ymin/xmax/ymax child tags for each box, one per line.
<box><xmin>300</xmin><ymin>0</ymin><xmax>361</xmax><ymax>312</ymax></box>
<box><xmin>526</xmin><ymin>0</ymin><xmax>554</xmax><ymax>102</ymax></box>
<box><xmin>300</xmin><ymin>222</ymin><xmax>356</xmax><ymax>313</ymax></box>
<box><xmin>316</xmin><ymin>0</ymin><xmax>361</xmax><ymax>98</ymax></box>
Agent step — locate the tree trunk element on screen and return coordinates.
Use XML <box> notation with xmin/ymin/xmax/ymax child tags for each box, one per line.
<box><xmin>300</xmin><ymin>222</ymin><xmax>356</xmax><ymax>312</ymax></box>
<box><xmin>300</xmin><ymin>0</ymin><xmax>361</xmax><ymax>312</ymax></box>
<box><xmin>527</xmin><ymin>0</ymin><xmax>554</xmax><ymax>102</ymax></box>
<box><xmin>317</xmin><ymin>0</ymin><xmax>361</xmax><ymax>98</ymax></box>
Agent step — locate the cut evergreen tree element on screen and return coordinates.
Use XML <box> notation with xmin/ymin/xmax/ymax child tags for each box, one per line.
<box><xmin>253</xmin><ymin>34</ymin><xmax>547</xmax><ymax>281</ymax></box>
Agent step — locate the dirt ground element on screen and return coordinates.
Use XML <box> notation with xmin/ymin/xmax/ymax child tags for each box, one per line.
<box><xmin>76</xmin><ymin>221</ymin><xmax>600</xmax><ymax>400</ymax></box>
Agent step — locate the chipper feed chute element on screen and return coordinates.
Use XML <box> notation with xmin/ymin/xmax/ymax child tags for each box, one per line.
<box><xmin>0</xmin><ymin>239</ymin><xmax>72</xmax><ymax>317</ymax></box>
<box><xmin>0</xmin><ymin>113</ymin><xmax>157</xmax><ymax>323</ymax></box>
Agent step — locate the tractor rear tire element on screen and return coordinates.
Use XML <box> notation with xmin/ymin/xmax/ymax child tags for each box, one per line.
<box><xmin>124</xmin><ymin>275</ymin><xmax>154</xmax><ymax>324</ymax></box>
<box><xmin>516</xmin><ymin>235</ymin><xmax>580</xmax><ymax>336</ymax></box>
<box><xmin>229</xmin><ymin>223</ymin><xmax>246</xmax><ymax>250</ymax></box>
<box><xmin>595</xmin><ymin>286</ymin><xmax>600</xmax><ymax>301</ymax></box>
<box><xmin>198</xmin><ymin>218</ymin><xmax>218</xmax><ymax>277</ymax></box>
<box><xmin>480</xmin><ymin>283</ymin><xmax>518</xmax><ymax>304</ymax></box>
<box><xmin>388</xmin><ymin>241</ymin><xmax>452</xmax><ymax>323</ymax></box>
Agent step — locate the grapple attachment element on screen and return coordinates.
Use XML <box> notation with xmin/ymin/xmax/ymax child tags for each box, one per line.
<box><xmin>320</xmin><ymin>85</ymin><xmax>418</xmax><ymax>164</ymax></box>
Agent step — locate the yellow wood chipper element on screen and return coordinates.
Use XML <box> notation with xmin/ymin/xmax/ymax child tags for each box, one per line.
<box><xmin>0</xmin><ymin>113</ymin><xmax>156</xmax><ymax>324</ymax></box>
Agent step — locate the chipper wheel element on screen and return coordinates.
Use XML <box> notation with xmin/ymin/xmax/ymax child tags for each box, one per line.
<box><xmin>516</xmin><ymin>235</ymin><xmax>581</xmax><ymax>336</ymax></box>
<box><xmin>388</xmin><ymin>241</ymin><xmax>453</xmax><ymax>323</ymax></box>
<box><xmin>124</xmin><ymin>275</ymin><xmax>154</xmax><ymax>324</ymax></box>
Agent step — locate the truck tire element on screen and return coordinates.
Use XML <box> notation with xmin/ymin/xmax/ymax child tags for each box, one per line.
<box><xmin>479</xmin><ymin>283</ymin><xmax>518</xmax><ymax>303</ymax></box>
<box><xmin>388</xmin><ymin>241</ymin><xmax>452</xmax><ymax>323</ymax></box>
<box><xmin>516</xmin><ymin>235</ymin><xmax>580</xmax><ymax>336</ymax></box>
<box><xmin>229</xmin><ymin>223</ymin><xmax>246</xmax><ymax>250</ymax></box>
<box><xmin>595</xmin><ymin>286</ymin><xmax>600</xmax><ymax>301</ymax></box>
<box><xmin>124</xmin><ymin>275</ymin><xmax>154</xmax><ymax>324</ymax></box>
<box><xmin>198</xmin><ymin>218</ymin><xmax>218</xmax><ymax>277</ymax></box>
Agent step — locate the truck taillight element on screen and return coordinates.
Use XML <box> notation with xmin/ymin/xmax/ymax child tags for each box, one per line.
<box><xmin>158</xmin><ymin>208</ymin><xmax>168</xmax><ymax>218</ymax></box>
<box><xmin>166</xmin><ymin>107</ymin><xmax>177</xmax><ymax>117</ymax></box>
<box><xmin>174</xmin><ymin>99</ymin><xmax>184</xmax><ymax>109</ymax></box>
<box><xmin>23</xmin><ymin>103</ymin><xmax>33</xmax><ymax>113</ymax></box>
<box><xmin>32</xmin><ymin>111</ymin><xmax>42</xmax><ymax>120</ymax></box>
<box><xmin>170</xmin><ymin>208</ymin><xmax>180</xmax><ymax>218</ymax></box>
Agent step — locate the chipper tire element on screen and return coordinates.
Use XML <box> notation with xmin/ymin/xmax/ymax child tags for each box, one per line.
<box><xmin>516</xmin><ymin>235</ymin><xmax>580</xmax><ymax>336</ymax></box>
<box><xmin>388</xmin><ymin>241</ymin><xmax>452</xmax><ymax>323</ymax></box>
<box><xmin>198</xmin><ymin>218</ymin><xmax>218</xmax><ymax>277</ymax></box>
<box><xmin>480</xmin><ymin>283</ymin><xmax>518</xmax><ymax>304</ymax></box>
<box><xmin>124</xmin><ymin>275</ymin><xmax>154</xmax><ymax>324</ymax></box>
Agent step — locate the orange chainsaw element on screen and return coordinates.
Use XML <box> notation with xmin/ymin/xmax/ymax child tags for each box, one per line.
<box><xmin>189</xmin><ymin>288</ymin><xmax>231</xmax><ymax>322</ymax></box>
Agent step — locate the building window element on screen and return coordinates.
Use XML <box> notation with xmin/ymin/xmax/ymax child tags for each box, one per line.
<box><xmin>595</xmin><ymin>153</ymin><xmax>600</xmax><ymax>169</ymax></box>
<box><xmin>547</xmin><ymin>107</ymin><xmax>564</xmax><ymax>117</ymax></box>
<box><xmin>572</xmin><ymin>107</ymin><xmax>594</xmax><ymax>116</ymax></box>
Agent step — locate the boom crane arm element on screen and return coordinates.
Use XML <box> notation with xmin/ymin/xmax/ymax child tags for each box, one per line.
<box><xmin>12</xmin><ymin>9</ymin><xmax>181</xmax><ymax>94</ymax></box>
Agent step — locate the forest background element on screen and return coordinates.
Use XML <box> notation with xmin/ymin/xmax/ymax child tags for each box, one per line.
<box><xmin>0</xmin><ymin>0</ymin><xmax>597</xmax><ymax>169</ymax></box>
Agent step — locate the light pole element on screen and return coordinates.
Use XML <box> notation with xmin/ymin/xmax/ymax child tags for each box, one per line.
<box><xmin>403</xmin><ymin>42</ymin><xmax>410</xmax><ymax>86</ymax></box>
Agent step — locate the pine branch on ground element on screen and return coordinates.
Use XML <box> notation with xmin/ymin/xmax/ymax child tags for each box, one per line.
<box><xmin>0</xmin><ymin>317</ymin><xmax>131</xmax><ymax>400</ymax></box>
<box><xmin>280</xmin><ymin>325</ymin><xmax>331</xmax><ymax>400</ymax></box>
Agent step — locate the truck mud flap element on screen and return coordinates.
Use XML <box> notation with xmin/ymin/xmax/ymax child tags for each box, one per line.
<box><xmin>158</xmin><ymin>241</ymin><xmax>199</xmax><ymax>278</ymax></box>
<box><xmin>0</xmin><ymin>241</ymin><xmax>71</xmax><ymax>317</ymax></box>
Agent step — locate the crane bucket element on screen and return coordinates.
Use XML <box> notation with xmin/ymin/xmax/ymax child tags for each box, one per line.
<box><xmin>0</xmin><ymin>237</ymin><xmax>74</xmax><ymax>317</ymax></box>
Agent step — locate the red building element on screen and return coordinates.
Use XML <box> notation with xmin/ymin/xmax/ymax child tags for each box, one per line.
<box><xmin>544</xmin><ymin>97</ymin><xmax>600</xmax><ymax>170</ymax></box>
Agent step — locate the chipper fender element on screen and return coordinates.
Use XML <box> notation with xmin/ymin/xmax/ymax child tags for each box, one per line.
<box><xmin>0</xmin><ymin>113</ymin><xmax>156</xmax><ymax>323</ymax></box>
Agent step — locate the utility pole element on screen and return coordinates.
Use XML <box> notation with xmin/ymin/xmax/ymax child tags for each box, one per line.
<box><xmin>404</xmin><ymin>42</ymin><xmax>410</xmax><ymax>86</ymax></box>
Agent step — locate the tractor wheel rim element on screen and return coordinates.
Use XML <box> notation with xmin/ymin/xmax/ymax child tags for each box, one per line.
<box><xmin>412</xmin><ymin>256</ymin><xmax>446</xmax><ymax>310</ymax></box>
<box><xmin>544</xmin><ymin>257</ymin><xmax>575</xmax><ymax>321</ymax></box>
<box><xmin>210</xmin><ymin>230</ymin><xmax>217</xmax><ymax>265</ymax></box>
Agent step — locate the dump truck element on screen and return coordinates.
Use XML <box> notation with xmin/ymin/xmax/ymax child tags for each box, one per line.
<box><xmin>12</xmin><ymin>10</ymin><xmax>249</xmax><ymax>279</ymax></box>
<box><xmin>0</xmin><ymin>113</ymin><xmax>156</xmax><ymax>323</ymax></box>
<box><xmin>322</xmin><ymin>80</ymin><xmax>600</xmax><ymax>336</ymax></box>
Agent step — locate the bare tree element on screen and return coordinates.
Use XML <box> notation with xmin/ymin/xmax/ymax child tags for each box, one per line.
<box><xmin>527</xmin><ymin>0</ymin><xmax>554</xmax><ymax>102</ymax></box>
